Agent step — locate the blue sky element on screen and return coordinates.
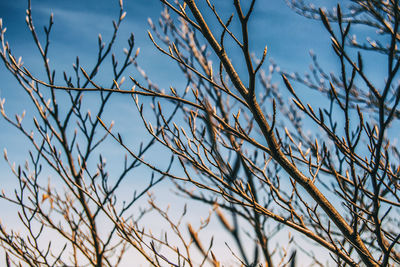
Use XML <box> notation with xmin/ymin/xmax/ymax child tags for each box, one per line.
<box><xmin>0</xmin><ymin>0</ymin><xmax>341</xmax><ymax>265</ymax></box>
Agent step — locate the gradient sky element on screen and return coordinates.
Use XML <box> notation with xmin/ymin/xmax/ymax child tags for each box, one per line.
<box><xmin>0</xmin><ymin>0</ymin><xmax>341</xmax><ymax>265</ymax></box>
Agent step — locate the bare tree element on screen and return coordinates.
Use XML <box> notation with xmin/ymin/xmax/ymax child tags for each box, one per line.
<box><xmin>1</xmin><ymin>0</ymin><xmax>400</xmax><ymax>266</ymax></box>
<box><xmin>0</xmin><ymin>0</ymin><xmax>280</xmax><ymax>266</ymax></box>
